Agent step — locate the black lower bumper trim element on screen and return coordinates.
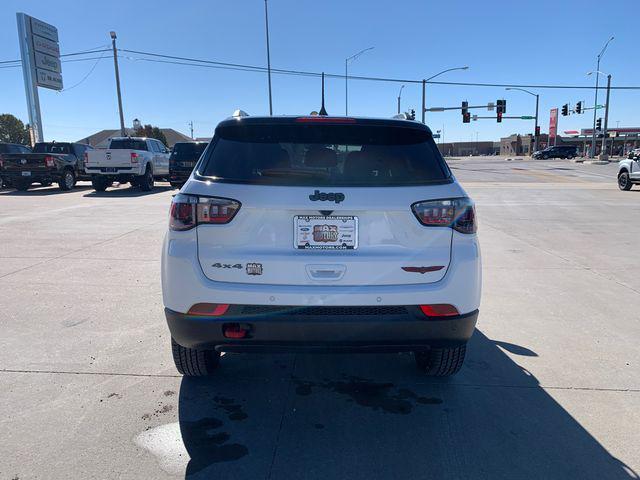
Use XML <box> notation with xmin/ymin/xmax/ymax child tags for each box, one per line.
<box><xmin>165</xmin><ymin>306</ymin><xmax>479</xmax><ymax>353</ymax></box>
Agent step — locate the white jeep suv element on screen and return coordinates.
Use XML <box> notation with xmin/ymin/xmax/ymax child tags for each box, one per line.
<box><xmin>161</xmin><ymin>115</ymin><xmax>481</xmax><ymax>376</ymax></box>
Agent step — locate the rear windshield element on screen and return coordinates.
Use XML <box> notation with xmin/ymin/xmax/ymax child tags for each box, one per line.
<box><xmin>200</xmin><ymin>123</ymin><xmax>449</xmax><ymax>186</ymax></box>
<box><xmin>171</xmin><ymin>142</ymin><xmax>208</xmax><ymax>160</ymax></box>
<box><xmin>33</xmin><ymin>143</ymin><xmax>71</xmax><ymax>154</ymax></box>
<box><xmin>110</xmin><ymin>139</ymin><xmax>148</xmax><ymax>151</ymax></box>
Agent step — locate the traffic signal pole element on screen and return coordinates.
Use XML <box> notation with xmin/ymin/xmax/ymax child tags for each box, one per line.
<box><xmin>533</xmin><ymin>94</ymin><xmax>539</xmax><ymax>153</ymax></box>
<box><xmin>421</xmin><ymin>80</ymin><xmax>426</xmax><ymax>124</ymax></box>
<box><xmin>600</xmin><ymin>74</ymin><xmax>612</xmax><ymax>159</ymax></box>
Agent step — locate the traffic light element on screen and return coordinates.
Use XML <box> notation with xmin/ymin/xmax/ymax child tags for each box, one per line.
<box><xmin>461</xmin><ymin>101</ymin><xmax>468</xmax><ymax>115</ymax></box>
<box><xmin>496</xmin><ymin>99</ymin><xmax>506</xmax><ymax>114</ymax></box>
<box><xmin>408</xmin><ymin>109</ymin><xmax>416</xmax><ymax>120</ymax></box>
<box><xmin>497</xmin><ymin>111</ymin><xmax>502</xmax><ymax>123</ymax></box>
<box><xmin>596</xmin><ymin>118</ymin><xmax>602</xmax><ymax>130</ymax></box>
<box><xmin>575</xmin><ymin>101</ymin><xmax>582</xmax><ymax>114</ymax></box>
<box><xmin>463</xmin><ymin>112</ymin><xmax>471</xmax><ymax>123</ymax></box>
<box><xmin>561</xmin><ymin>104</ymin><xmax>569</xmax><ymax>116</ymax></box>
<box><xmin>535</xmin><ymin>126</ymin><xmax>541</xmax><ymax>136</ymax></box>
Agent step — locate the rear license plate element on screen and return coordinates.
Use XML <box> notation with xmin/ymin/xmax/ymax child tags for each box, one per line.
<box><xmin>21</xmin><ymin>171</ymin><xmax>31</xmax><ymax>176</ymax></box>
<box><xmin>179</xmin><ymin>161</ymin><xmax>195</xmax><ymax>168</ymax></box>
<box><xmin>294</xmin><ymin>215</ymin><xmax>358</xmax><ymax>250</ymax></box>
<box><xmin>103</xmin><ymin>167</ymin><xmax>117</xmax><ymax>173</ymax></box>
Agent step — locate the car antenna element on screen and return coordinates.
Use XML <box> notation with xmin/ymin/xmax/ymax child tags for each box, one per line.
<box><xmin>319</xmin><ymin>72</ymin><xmax>328</xmax><ymax>116</ymax></box>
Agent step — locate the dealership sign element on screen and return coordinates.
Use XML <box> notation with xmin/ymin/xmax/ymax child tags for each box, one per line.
<box><xmin>549</xmin><ymin>108</ymin><xmax>558</xmax><ymax>145</ymax></box>
<box><xmin>17</xmin><ymin>13</ymin><xmax>63</xmax><ymax>91</ymax></box>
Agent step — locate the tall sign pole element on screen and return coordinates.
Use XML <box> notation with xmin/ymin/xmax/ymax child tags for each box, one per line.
<box><xmin>549</xmin><ymin>108</ymin><xmax>558</xmax><ymax>147</ymax></box>
<box><xmin>16</xmin><ymin>13</ymin><xmax>63</xmax><ymax>144</ymax></box>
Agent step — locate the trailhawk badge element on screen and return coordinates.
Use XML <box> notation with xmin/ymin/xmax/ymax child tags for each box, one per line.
<box><xmin>246</xmin><ymin>263</ymin><xmax>263</xmax><ymax>275</ymax></box>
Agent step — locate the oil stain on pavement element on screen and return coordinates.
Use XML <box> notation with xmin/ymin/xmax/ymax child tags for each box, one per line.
<box><xmin>293</xmin><ymin>375</ymin><xmax>442</xmax><ymax>414</ymax></box>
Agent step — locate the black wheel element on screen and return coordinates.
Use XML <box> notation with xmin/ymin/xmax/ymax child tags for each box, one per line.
<box><xmin>171</xmin><ymin>338</ymin><xmax>220</xmax><ymax>376</ymax></box>
<box><xmin>139</xmin><ymin>165</ymin><xmax>154</xmax><ymax>192</ymax></box>
<box><xmin>618</xmin><ymin>171</ymin><xmax>632</xmax><ymax>191</ymax></box>
<box><xmin>567</xmin><ymin>154</ymin><xmax>574</xmax><ymax>159</ymax></box>
<box><xmin>542</xmin><ymin>154</ymin><xmax>549</xmax><ymax>159</ymax></box>
<box><xmin>414</xmin><ymin>344</ymin><xmax>467</xmax><ymax>376</ymax></box>
<box><xmin>91</xmin><ymin>176</ymin><xmax>111</xmax><ymax>192</ymax></box>
<box><xmin>14</xmin><ymin>179</ymin><xmax>31</xmax><ymax>191</ymax></box>
<box><xmin>58</xmin><ymin>169</ymin><xmax>76</xmax><ymax>191</ymax></box>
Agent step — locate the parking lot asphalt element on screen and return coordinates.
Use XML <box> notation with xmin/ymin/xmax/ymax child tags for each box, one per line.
<box><xmin>1</xmin><ymin>158</ymin><xmax>638</xmax><ymax>479</ymax></box>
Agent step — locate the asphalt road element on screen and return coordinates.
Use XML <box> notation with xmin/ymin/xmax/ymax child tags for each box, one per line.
<box><xmin>1</xmin><ymin>158</ymin><xmax>638</xmax><ymax>479</ymax></box>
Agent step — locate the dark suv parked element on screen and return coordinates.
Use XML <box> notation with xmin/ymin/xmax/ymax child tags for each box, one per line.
<box><xmin>0</xmin><ymin>143</ymin><xmax>32</xmax><ymax>188</ymax></box>
<box><xmin>169</xmin><ymin>142</ymin><xmax>208</xmax><ymax>188</ymax></box>
<box><xmin>532</xmin><ymin>145</ymin><xmax>577</xmax><ymax>159</ymax></box>
<box><xmin>0</xmin><ymin>142</ymin><xmax>93</xmax><ymax>191</ymax></box>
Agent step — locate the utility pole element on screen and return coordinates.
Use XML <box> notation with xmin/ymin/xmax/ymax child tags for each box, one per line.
<box><xmin>110</xmin><ymin>31</ymin><xmax>125</xmax><ymax>136</ymax></box>
<box><xmin>421</xmin><ymin>80</ymin><xmax>426</xmax><ymax>124</ymax></box>
<box><xmin>600</xmin><ymin>74</ymin><xmax>612</xmax><ymax>160</ymax></box>
<box><xmin>188</xmin><ymin>121</ymin><xmax>194</xmax><ymax>139</ymax></box>
<box><xmin>264</xmin><ymin>0</ymin><xmax>273</xmax><ymax>116</ymax></box>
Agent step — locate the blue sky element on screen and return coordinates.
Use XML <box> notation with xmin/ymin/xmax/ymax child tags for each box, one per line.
<box><xmin>1</xmin><ymin>0</ymin><xmax>638</xmax><ymax>142</ymax></box>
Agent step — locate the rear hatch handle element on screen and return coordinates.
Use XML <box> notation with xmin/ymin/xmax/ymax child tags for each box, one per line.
<box><xmin>306</xmin><ymin>264</ymin><xmax>346</xmax><ymax>281</ymax></box>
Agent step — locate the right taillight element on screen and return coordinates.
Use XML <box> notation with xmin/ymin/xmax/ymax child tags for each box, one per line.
<box><xmin>130</xmin><ymin>152</ymin><xmax>139</xmax><ymax>163</ymax></box>
<box><xmin>83</xmin><ymin>152</ymin><xmax>89</xmax><ymax>166</ymax></box>
<box><xmin>169</xmin><ymin>194</ymin><xmax>241</xmax><ymax>231</ymax></box>
<box><xmin>411</xmin><ymin>197</ymin><xmax>476</xmax><ymax>234</ymax></box>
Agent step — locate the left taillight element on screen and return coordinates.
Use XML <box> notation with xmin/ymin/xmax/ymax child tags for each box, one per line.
<box><xmin>411</xmin><ymin>197</ymin><xmax>477</xmax><ymax>234</ymax></box>
<box><xmin>169</xmin><ymin>193</ymin><xmax>241</xmax><ymax>231</ymax></box>
<box><xmin>83</xmin><ymin>152</ymin><xmax>89</xmax><ymax>166</ymax></box>
<box><xmin>44</xmin><ymin>155</ymin><xmax>55</xmax><ymax>167</ymax></box>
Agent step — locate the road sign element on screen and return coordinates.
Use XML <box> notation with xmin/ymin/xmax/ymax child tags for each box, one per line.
<box><xmin>487</xmin><ymin>102</ymin><xmax>494</xmax><ymax>111</ymax></box>
<box><xmin>36</xmin><ymin>69</ymin><xmax>63</xmax><ymax>89</ymax></box>
<box><xmin>520</xmin><ymin>115</ymin><xmax>535</xmax><ymax>120</ymax></box>
<box><xmin>432</xmin><ymin>133</ymin><xmax>441</xmax><ymax>138</ymax></box>
<box><xmin>34</xmin><ymin>51</ymin><xmax>61</xmax><ymax>73</ymax></box>
<box><xmin>472</xmin><ymin>114</ymin><xmax>478</xmax><ymax>121</ymax></box>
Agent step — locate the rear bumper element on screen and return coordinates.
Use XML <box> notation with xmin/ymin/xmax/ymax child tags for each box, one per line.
<box><xmin>2</xmin><ymin>170</ymin><xmax>59</xmax><ymax>181</ymax></box>
<box><xmin>169</xmin><ymin>168</ymin><xmax>191</xmax><ymax>183</ymax></box>
<box><xmin>166</xmin><ymin>306</ymin><xmax>479</xmax><ymax>352</ymax></box>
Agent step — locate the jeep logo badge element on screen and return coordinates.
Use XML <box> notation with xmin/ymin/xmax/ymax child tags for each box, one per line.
<box><xmin>309</xmin><ymin>190</ymin><xmax>345</xmax><ymax>204</ymax></box>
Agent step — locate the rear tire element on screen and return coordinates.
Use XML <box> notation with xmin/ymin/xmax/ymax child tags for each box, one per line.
<box><xmin>171</xmin><ymin>338</ymin><xmax>220</xmax><ymax>376</ymax></box>
<box><xmin>91</xmin><ymin>176</ymin><xmax>111</xmax><ymax>192</ymax></box>
<box><xmin>14</xmin><ymin>179</ymin><xmax>31</xmax><ymax>191</ymax></box>
<box><xmin>414</xmin><ymin>344</ymin><xmax>467</xmax><ymax>376</ymax></box>
<box><xmin>58</xmin><ymin>169</ymin><xmax>76</xmax><ymax>191</ymax></box>
<box><xmin>139</xmin><ymin>166</ymin><xmax>154</xmax><ymax>192</ymax></box>
<box><xmin>618</xmin><ymin>171</ymin><xmax>632</xmax><ymax>191</ymax></box>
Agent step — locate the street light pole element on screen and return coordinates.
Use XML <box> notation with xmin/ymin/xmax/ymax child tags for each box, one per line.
<box><xmin>264</xmin><ymin>0</ymin><xmax>273</xmax><ymax>116</ymax></box>
<box><xmin>397</xmin><ymin>85</ymin><xmax>405</xmax><ymax>114</ymax></box>
<box><xmin>110</xmin><ymin>31</ymin><xmax>125</xmax><ymax>137</ymax></box>
<box><xmin>590</xmin><ymin>36</ymin><xmax>614</xmax><ymax>157</ymax></box>
<box><xmin>421</xmin><ymin>66</ymin><xmax>469</xmax><ymax>124</ymax></box>
<box><xmin>506</xmin><ymin>87</ymin><xmax>539</xmax><ymax>154</ymax></box>
<box><xmin>345</xmin><ymin>47</ymin><xmax>374</xmax><ymax>116</ymax></box>
<box><xmin>601</xmin><ymin>74</ymin><xmax>612</xmax><ymax>159</ymax></box>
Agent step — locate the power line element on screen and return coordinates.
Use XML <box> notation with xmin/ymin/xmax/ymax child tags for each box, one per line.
<box><xmin>0</xmin><ymin>48</ymin><xmax>111</xmax><ymax>65</ymax></box>
<box><xmin>119</xmin><ymin>47</ymin><xmax>640</xmax><ymax>91</ymax></box>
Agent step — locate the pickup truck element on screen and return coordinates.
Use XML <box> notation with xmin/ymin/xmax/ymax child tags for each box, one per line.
<box><xmin>0</xmin><ymin>142</ymin><xmax>32</xmax><ymax>188</ymax></box>
<box><xmin>84</xmin><ymin>137</ymin><xmax>170</xmax><ymax>192</ymax></box>
<box><xmin>617</xmin><ymin>150</ymin><xmax>640</xmax><ymax>191</ymax></box>
<box><xmin>0</xmin><ymin>142</ymin><xmax>93</xmax><ymax>191</ymax></box>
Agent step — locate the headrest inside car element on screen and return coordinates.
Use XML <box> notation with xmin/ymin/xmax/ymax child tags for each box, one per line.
<box><xmin>305</xmin><ymin>147</ymin><xmax>338</xmax><ymax>168</ymax></box>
